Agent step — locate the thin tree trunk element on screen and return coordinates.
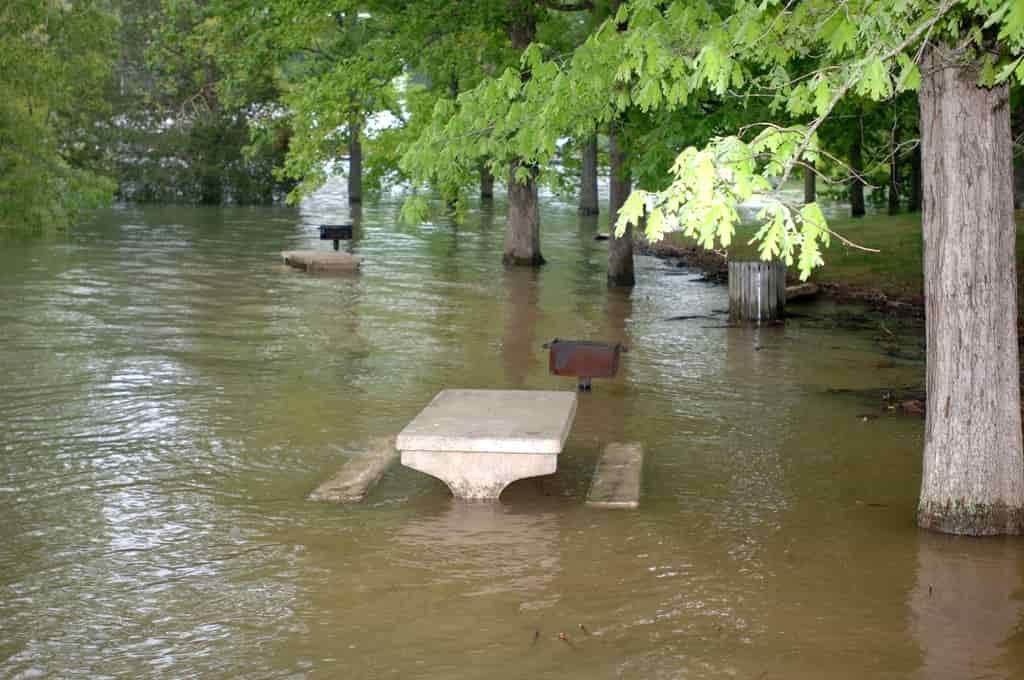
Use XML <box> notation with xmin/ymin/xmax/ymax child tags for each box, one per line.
<box><xmin>889</xmin><ymin>124</ymin><xmax>900</xmax><ymax>215</ymax></box>
<box><xmin>850</xmin><ymin>123</ymin><xmax>866</xmax><ymax>218</ymax></box>
<box><xmin>606</xmin><ymin>0</ymin><xmax>633</xmax><ymax>287</ymax></box>
<box><xmin>803</xmin><ymin>160</ymin><xmax>816</xmax><ymax>204</ymax></box>
<box><xmin>917</xmin><ymin>44</ymin><xmax>1023</xmax><ymax>535</ymax></box>
<box><xmin>607</xmin><ymin>122</ymin><xmax>634</xmax><ymax>287</ymax></box>
<box><xmin>480</xmin><ymin>162</ymin><xmax>494</xmax><ymax>200</ymax></box>
<box><xmin>579</xmin><ymin>135</ymin><xmax>599</xmax><ymax>215</ymax></box>
<box><xmin>909</xmin><ymin>145</ymin><xmax>922</xmax><ymax>212</ymax></box>
<box><xmin>503</xmin><ymin>4</ymin><xmax>543</xmax><ymax>266</ymax></box>
<box><xmin>348</xmin><ymin>126</ymin><xmax>362</xmax><ymax>205</ymax></box>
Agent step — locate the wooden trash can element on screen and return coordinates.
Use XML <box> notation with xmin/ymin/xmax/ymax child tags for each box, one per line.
<box><xmin>728</xmin><ymin>260</ymin><xmax>786</xmax><ymax>323</ymax></box>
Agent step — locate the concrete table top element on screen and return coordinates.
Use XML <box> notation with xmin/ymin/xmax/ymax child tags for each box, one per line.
<box><xmin>396</xmin><ymin>389</ymin><xmax>577</xmax><ymax>454</ymax></box>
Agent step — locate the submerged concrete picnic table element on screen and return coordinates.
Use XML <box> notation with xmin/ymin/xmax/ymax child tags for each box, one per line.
<box><xmin>396</xmin><ymin>389</ymin><xmax>577</xmax><ymax>500</ymax></box>
<box><xmin>281</xmin><ymin>250</ymin><xmax>362</xmax><ymax>272</ymax></box>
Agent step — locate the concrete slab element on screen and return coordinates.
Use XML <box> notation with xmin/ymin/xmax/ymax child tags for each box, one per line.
<box><xmin>586</xmin><ymin>442</ymin><xmax>643</xmax><ymax>509</ymax></box>
<box><xmin>396</xmin><ymin>389</ymin><xmax>577</xmax><ymax>454</ymax></box>
<box><xmin>282</xmin><ymin>250</ymin><xmax>362</xmax><ymax>272</ymax></box>
<box><xmin>307</xmin><ymin>438</ymin><xmax>398</xmax><ymax>503</ymax></box>
<box><xmin>401</xmin><ymin>449</ymin><xmax>557</xmax><ymax>500</ymax></box>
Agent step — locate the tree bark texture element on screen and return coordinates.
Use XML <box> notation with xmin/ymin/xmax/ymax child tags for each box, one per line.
<box><xmin>607</xmin><ymin>122</ymin><xmax>634</xmax><ymax>286</ymax></box>
<box><xmin>917</xmin><ymin>44</ymin><xmax>1024</xmax><ymax>535</ymax></box>
<box><xmin>909</xmin><ymin>145</ymin><xmax>922</xmax><ymax>212</ymax></box>
<box><xmin>502</xmin><ymin>3</ymin><xmax>543</xmax><ymax>266</ymax></box>
<box><xmin>348</xmin><ymin>128</ymin><xmax>362</xmax><ymax>205</ymax></box>
<box><xmin>803</xmin><ymin>160</ymin><xmax>816</xmax><ymax>204</ymax></box>
<box><xmin>480</xmin><ymin>163</ymin><xmax>494</xmax><ymax>200</ymax></box>
<box><xmin>1013</xmin><ymin>101</ymin><xmax>1023</xmax><ymax>209</ymax></box>
<box><xmin>1015</xmin><ymin>157</ymin><xmax>1023</xmax><ymax>210</ymax></box>
<box><xmin>503</xmin><ymin>162</ymin><xmax>544</xmax><ymax>266</ymax></box>
<box><xmin>579</xmin><ymin>135</ymin><xmax>599</xmax><ymax>215</ymax></box>
<box><xmin>850</xmin><ymin>126</ymin><xmax>866</xmax><ymax>218</ymax></box>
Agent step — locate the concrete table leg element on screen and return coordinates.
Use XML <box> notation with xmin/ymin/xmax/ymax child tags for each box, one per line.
<box><xmin>400</xmin><ymin>450</ymin><xmax>557</xmax><ymax>500</ymax></box>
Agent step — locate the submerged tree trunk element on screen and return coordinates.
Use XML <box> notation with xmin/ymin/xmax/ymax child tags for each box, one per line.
<box><xmin>909</xmin><ymin>145</ymin><xmax>922</xmax><ymax>212</ymax></box>
<box><xmin>480</xmin><ymin>162</ymin><xmax>494</xmax><ymax>200</ymax></box>
<box><xmin>348</xmin><ymin>126</ymin><xmax>362</xmax><ymax>205</ymax></box>
<box><xmin>606</xmin><ymin>0</ymin><xmax>633</xmax><ymax>286</ymax></box>
<box><xmin>917</xmin><ymin>44</ymin><xmax>1024</xmax><ymax>535</ymax></box>
<box><xmin>803</xmin><ymin>160</ymin><xmax>816</xmax><ymax>204</ymax></box>
<box><xmin>504</xmin><ymin>162</ymin><xmax>543</xmax><ymax>265</ymax></box>
<box><xmin>198</xmin><ymin>172</ymin><xmax>224</xmax><ymax>205</ymax></box>
<box><xmin>607</xmin><ymin>122</ymin><xmax>634</xmax><ymax>287</ymax></box>
<box><xmin>850</xmin><ymin>124</ymin><xmax>866</xmax><ymax>218</ymax></box>
<box><xmin>503</xmin><ymin>4</ymin><xmax>543</xmax><ymax>266</ymax></box>
<box><xmin>579</xmin><ymin>135</ymin><xmax>599</xmax><ymax>215</ymax></box>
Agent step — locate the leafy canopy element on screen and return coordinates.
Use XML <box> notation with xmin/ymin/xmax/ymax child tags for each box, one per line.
<box><xmin>0</xmin><ymin>0</ymin><xmax>117</xmax><ymax>230</ymax></box>
<box><xmin>403</xmin><ymin>0</ymin><xmax>1024</xmax><ymax>279</ymax></box>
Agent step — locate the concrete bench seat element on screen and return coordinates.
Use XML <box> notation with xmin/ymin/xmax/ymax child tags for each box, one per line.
<box><xmin>396</xmin><ymin>389</ymin><xmax>577</xmax><ymax>500</ymax></box>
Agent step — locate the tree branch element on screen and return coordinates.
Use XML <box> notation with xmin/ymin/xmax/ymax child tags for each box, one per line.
<box><xmin>536</xmin><ymin>0</ymin><xmax>594</xmax><ymax>12</ymax></box>
<box><xmin>774</xmin><ymin>0</ymin><xmax>957</xmax><ymax>191</ymax></box>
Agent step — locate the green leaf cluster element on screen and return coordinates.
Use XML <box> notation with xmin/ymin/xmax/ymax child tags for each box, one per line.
<box><xmin>1</xmin><ymin>0</ymin><xmax>118</xmax><ymax>230</ymax></box>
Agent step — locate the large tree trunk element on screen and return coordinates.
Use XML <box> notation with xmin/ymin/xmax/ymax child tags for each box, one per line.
<box><xmin>607</xmin><ymin>122</ymin><xmax>634</xmax><ymax>287</ymax></box>
<box><xmin>579</xmin><ymin>135</ymin><xmax>599</xmax><ymax>215</ymax></box>
<box><xmin>850</xmin><ymin>124</ymin><xmax>866</xmax><ymax>218</ymax></box>
<box><xmin>480</xmin><ymin>162</ymin><xmax>494</xmax><ymax>200</ymax></box>
<box><xmin>909</xmin><ymin>145</ymin><xmax>922</xmax><ymax>212</ymax></box>
<box><xmin>503</xmin><ymin>4</ymin><xmax>543</xmax><ymax>266</ymax></box>
<box><xmin>803</xmin><ymin>160</ymin><xmax>816</xmax><ymax>204</ymax></box>
<box><xmin>503</xmin><ymin>162</ymin><xmax>544</xmax><ymax>265</ymax></box>
<box><xmin>917</xmin><ymin>44</ymin><xmax>1024</xmax><ymax>535</ymax></box>
<box><xmin>348</xmin><ymin>126</ymin><xmax>362</xmax><ymax>205</ymax></box>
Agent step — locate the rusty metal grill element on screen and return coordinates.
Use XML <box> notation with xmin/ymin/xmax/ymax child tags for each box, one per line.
<box><xmin>543</xmin><ymin>339</ymin><xmax>627</xmax><ymax>391</ymax></box>
<box><xmin>320</xmin><ymin>224</ymin><xmax>353</xmax><ymax>250</ymax></box>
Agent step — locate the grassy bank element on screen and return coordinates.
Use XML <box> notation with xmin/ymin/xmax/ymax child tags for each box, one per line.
<box><xmin>660</xmin><ymin>210</ymin><xmax>1024</xmax><ymax>304</ymax></box>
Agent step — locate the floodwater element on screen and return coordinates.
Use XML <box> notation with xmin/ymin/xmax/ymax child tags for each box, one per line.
<box><xmin>1</xmin><ymin>183</ymin><xmax>1021</xmax><ymax>679</ymax></box>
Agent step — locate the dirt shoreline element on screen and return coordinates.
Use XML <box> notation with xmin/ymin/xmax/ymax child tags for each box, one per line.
<box><xmin>641</xmin><ymin>239</ymin><xmax>933</xmax><ymax>420</ymax></box>
<box><xmin>641</xmin><ymin>240</ymin><xmax>924</xmax><ymax>317</ymax></box>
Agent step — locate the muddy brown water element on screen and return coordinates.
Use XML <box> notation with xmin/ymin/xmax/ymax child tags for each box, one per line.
<box><xmin>1</xmin><ymin>183</ymin><xmax>1021</xmax><ymax>679</ymax></box>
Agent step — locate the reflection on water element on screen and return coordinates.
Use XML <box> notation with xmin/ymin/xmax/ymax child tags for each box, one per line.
<box><xmin>1</xmin><ymin>181</ymin><xmax>1021</xmax><ymax>678</ymax></box>
<box><xmin>502</xmin><ymin>268</ymin><xmax>541</xmax><ymax>388</ymax></box>
<box><xmin>910</xmin><ymin>535</ymin><xmax>1024</xmax><ymax>679</ymax></box>
<box><xmin>396</xmin><ymin>503</ymin><xmax>561</xmax><ymax>600</ymax></box>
